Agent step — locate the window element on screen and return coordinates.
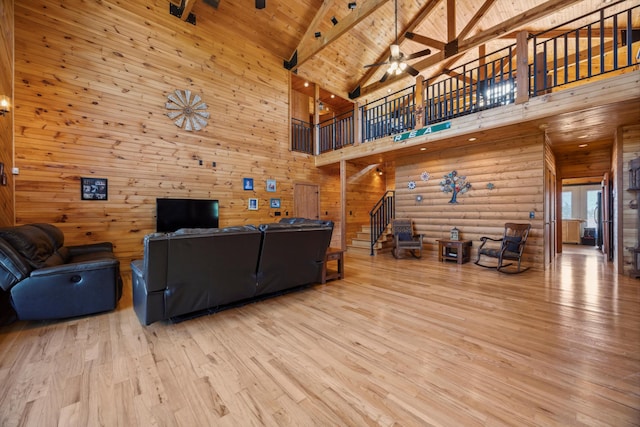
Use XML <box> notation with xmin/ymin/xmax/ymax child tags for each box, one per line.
<box><xmin>586</xmin><ymin>190</ymin><xmax>600</xmax><ymax>229</ymax></box>
<box><xmin>562</xmin><ymin>192</ymin><xmax>572</xmax><ymax>219</ymax></box>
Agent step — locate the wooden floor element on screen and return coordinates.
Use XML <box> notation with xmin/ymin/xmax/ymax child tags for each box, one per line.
<box><xmin>0</xmin><ymin>245</ymin><xmax>638</xmax><ymax>426</ymax></box>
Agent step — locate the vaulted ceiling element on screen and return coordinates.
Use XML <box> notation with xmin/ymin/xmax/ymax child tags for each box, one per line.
<box><xmin>173</xmin><ymin>0</ymin><xmax>639</xmax><ymax>177</ymax></box>
<box><xmin>176</xmin><ymin>0</ymin><xmax>635</xmax><ymax>100</ymax></box>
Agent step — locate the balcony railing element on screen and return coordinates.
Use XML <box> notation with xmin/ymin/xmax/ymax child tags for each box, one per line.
<box><xmin>319</xmin><ymin>110</ymin><xmax>355</xmax><ymax>153</ymax></box>
<box><xmin>291</xmin><ymin>118</ymin><xmax>313</xmax><ymax>154</ymax></box>
<box><xmin>425</xmin><ymin>45</ymin><xmax>516</xmax><ymax>125</ymax></box>
<box><xmin>360</xmin><ymin>86</ymin><xmax>416</xmax><ymax>142</ymax></box>
<box><xmin>531</xmin><ymin>3</ymin><xmax>639</xmax><ymax>95</ymax></box>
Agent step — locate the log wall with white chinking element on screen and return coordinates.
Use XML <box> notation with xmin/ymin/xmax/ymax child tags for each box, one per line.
<box><xmin>394</xmin><ymin>133</ymin><xmax>545</xmax><ymax>270</ymax></box>
<box><xmin>12</xmin><ymin>0</ymin><xmax>339</xmax><ymax>269</ymax></box>
<box><xmin>0</xmin><ymin>0</ymin><xmax>13</xmax><ymax>227</ymax></box>
<box><xmin>621</xmin><ymin>124</ymin><xmax>640</xmax><ymax>275</ymax></box>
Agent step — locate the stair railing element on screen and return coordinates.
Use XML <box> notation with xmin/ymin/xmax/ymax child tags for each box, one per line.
<box><xmin>369</xmin><ymin>190</ymin><xmax>395</xmax><ymax>255</ymax></box>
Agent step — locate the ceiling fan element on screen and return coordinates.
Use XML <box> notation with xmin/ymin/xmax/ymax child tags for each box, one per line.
<box><xmin>364</xmin><ymin>0</ymin><xmax>431</xmax><ymax>82</ymax></box>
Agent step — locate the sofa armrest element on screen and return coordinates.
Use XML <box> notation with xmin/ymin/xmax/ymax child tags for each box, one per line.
<box><xmin>11</xmin><ymin>258</ymin><xmax>122</xmax><ymax>320</ymax></box>
<box><xmin>29</xmin><ymin>258</ymin><xmax>119</xmax><ymax>278</ymax></box>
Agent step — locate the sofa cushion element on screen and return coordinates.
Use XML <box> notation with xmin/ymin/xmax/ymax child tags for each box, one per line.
<box><xmin>31</xmin><ymin>223</ymin><xmax>65</xmax><ymax>249</ymax></box>
<box><xmin>43</xmin><ymin>246</ymin><xmax>70</xmax><ymax>268</ymax></box>
<box><xmin>0</xmin><ymin>225</ymin><xmax>58</xmax><ymax>269</ymax></box>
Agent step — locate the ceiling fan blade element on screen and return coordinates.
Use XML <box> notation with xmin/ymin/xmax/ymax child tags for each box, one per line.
<box><xmin>390</xmin><ymin>44</ymin><xmax>401</xmax><ymax>58</ymax></box>
<box><xmin>406</xmin><ymin>48</ymin><xmax>431</xmax><ymax>60</ymax></box>
<box><xmin>379</xmin><ymin>71</ymin><xmax>390</xmax><ymax>83</ymax></box>
<box><xmin>364</xmin><ymin>61</ymin><xmax>390</xmax><ymax>68</ymax></box>
<box><xmin>405</xmin><ymin>64</ymin><xmax>420</xmax><ymax>76</ymax></box>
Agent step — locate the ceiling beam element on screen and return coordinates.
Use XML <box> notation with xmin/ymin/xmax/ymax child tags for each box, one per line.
<box><xmin>286</xmin><ymin>0</ymin><xmax>388</xmax><ymax>70</ymax></box>
<box><xmin>501</xmin><ymin>28</ymin><xmax>618</xmax><ymax>39</ymax></box>
<box><xmin>457</xmin><ymin>0</ymin><xmax>498</xmax><ymax>41</ymax></box>
<box><xmin>180</xmin><ymin>0</ymin><xmax>198</xmax><ymax>21</ymax></box>
<box><xmin>447</xmin><ymin>0</ymin><xmax>456</xmax><ymax>42</ymax></box>
<box><xmin>405</xmin><ymin>33</ymin><xmax>446</xmax><ymax>51</ymax></box>
<box><xmin>354</xmin><ymin>0</ymin><xmax>586</xmax><ymax>98</ymax></box>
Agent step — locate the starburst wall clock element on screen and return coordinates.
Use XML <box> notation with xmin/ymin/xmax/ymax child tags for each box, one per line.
<box><xmin>165</xmin><ymin>89</ymin><xmax>210</xmax><ymax>131</ymax></box>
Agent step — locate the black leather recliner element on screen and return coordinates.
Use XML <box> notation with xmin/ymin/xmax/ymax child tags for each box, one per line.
<box><xmin>0</xmin><ymin>223</ymin><xmax>123</xmax><ymax>322</ymax></box>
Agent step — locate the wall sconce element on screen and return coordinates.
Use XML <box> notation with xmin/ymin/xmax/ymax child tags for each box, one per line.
<box><xmin>331</xmin><ymin>16</ymin><xmax>338</xmax><ymax>25</ymax></box>
<box><xmin>376</xmin><ymin>168</ymin><xmax>384</xmax><ymax>176</ymax></box>
<box><xmin>0</xmin><ymin>95</ymin><xmax>10</xmax><ymax>116</ymax></box>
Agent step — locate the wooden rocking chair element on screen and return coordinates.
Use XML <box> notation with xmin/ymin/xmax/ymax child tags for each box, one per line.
<box><xmin>392</xmin><ymin>219</ymin><xmax>423</xmax><ymax>259</ymax></box>
<box><xmin>475</xmin><ymin>223</ymin><xmax>531</xmax><ymax>273</ymax></box>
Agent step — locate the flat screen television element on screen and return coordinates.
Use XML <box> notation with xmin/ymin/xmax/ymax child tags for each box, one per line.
<box><xmin>156</xmin><ymin>198</ymin><xmax>219</xmax><ymax>232</ymax></box>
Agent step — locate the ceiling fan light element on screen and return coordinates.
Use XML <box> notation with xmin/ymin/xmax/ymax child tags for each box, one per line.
<box><xmin>399</xmin><ymin>62</ymin><xmax>407</xmax><ymax>71</ymax></box>
<box><xmin>388</xmin><ymin>62</ymin><xmax>398</xmax><ymax>72</ymax></box>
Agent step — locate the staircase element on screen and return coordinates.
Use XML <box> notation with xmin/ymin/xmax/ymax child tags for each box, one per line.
<box><xmin>347</xmin><ymin>223</ymin><xmax>393</xmax><ymax>255</ymax></box>
<box><xmin>347</xmin><ymin>190</ymin><xmax>395</xmax><ymax>256</ymax></box>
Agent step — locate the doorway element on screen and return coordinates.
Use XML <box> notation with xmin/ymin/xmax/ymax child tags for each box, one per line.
<box><xmin>293</xmin><ymin>183</ymin><xmax>320</xmax><ymax>219</ymax></box>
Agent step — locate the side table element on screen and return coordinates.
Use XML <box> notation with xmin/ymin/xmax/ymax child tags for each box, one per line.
<box><xmin>437</xmin><ymin>239</ymin><xmax>472</xmax><ymax>264</ymax></box>
<box><xmin>322</xmin><ymin>248</ymin><xmax>344</xmax><ymax>283</ymax></box>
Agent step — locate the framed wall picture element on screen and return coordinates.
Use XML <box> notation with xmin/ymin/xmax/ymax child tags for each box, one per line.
<box><xmin>81</xmin><ymin>177</ymin><xmax>108</xmax><ymax>200</ymax></box>
<box><xmin>243</xmin><ymin>178</ymin><xmax>254</xmax><ymax>190</ymax></box>
<box><xmin>266</xmin><ymin>179</ymin><xmax>276</xmax><ymax>192</ymax></box>
<box><xmin>270</xmin><ymin>198</ymin><xmax>281</xmax><ymax>208</ymax></box>
<box><xmin>248</xmin><ymin>198</ymin><xmax>258</xmax><ymax>210</ymax></box>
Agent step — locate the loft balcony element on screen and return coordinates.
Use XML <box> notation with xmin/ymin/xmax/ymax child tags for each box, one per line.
<box><xmin>290</xmin><ymin>2</ymin><xmax>640</xmax><ymax>166</ymax></box>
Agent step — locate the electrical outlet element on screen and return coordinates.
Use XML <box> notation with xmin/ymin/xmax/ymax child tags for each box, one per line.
<box><xmin>11</xmin><ymin>167</ymin><xmax>19</xmax><ymax>175</ymax></box>
<box><xmin>529</xmin><ymin>211</ymin><xmax>535</xmax><ymax>219</ymax></box>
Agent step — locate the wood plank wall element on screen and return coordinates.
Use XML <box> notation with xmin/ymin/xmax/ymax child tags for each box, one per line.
<box><xmin>621</xmin><ymin>124</ymin><xmax>640</xmax><ymax>275</ymax></box>
<box><xmin>0</xmin><ymin>0</ymin><xmax>13</xmax><ymax>227</ymax></box>
<box><xmin>394</xmin><ymin>133</ymin><xmax>545</xmax><ymax>270</ymax></box>
<box><xmin>11</xmin><ymin>0</ymin><xmax>339</xmax><ymax>269</ymax></box>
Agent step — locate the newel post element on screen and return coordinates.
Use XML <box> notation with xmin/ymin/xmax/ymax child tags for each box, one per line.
<box><xmin>515</xmin><ymin>30</ymin><xmax>530</xmax><ymax>104</ymax></box>
<box><xmin>414</xmin><ymin>75</ymin><xmax>425</xmax><ymax>129</ymax></box>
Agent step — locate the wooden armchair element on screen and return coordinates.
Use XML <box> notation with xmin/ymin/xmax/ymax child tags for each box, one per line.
<box><xmin>392</xmin><ymin>219</ymin><xmax>423</xmax><ymax>259</ymax></box>
<box><xmin>475</xmin><ymin>223</ymin><xmax>531</xmax><ymax>273</ymax></box>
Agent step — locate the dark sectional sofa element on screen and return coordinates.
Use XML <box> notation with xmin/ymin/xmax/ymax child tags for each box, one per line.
<box><xmin>0</xmin><ymin>223</ymin><xmax>123</xmax><ymax>322</ymax></box>
<box><xmin>131</xmin><ymin>219</ymin><xmax>334</xmax><ymax>325</ymax></box>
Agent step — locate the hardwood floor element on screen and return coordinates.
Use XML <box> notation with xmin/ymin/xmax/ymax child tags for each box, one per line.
<box><xmin>0</xmin><ymin>246</ymin><xmax>638</xmax><ymax>426</ymax></box>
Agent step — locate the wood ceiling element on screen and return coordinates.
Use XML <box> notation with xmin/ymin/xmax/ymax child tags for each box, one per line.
<box><xmin>176</xmin><ymin>0</ymin><xmax>639</xmax><ymax>176</ymax></box>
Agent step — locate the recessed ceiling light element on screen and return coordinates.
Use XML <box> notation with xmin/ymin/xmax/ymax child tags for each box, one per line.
<box><xmin>420</xmin><ymin>147</ymin><xmax>426</xmax><ymax>151</ymax></box>
<box><xmin>304</xmin><ymin>82</ymin><xmax>309</xmax><ymax>87</ymax></box>
<box><xmin>578</xmin><ymin>143</ymin><xmax>588</xmax><ymax>148</ymax></box>
<box><xmin>330</xmin><ymin>94</ymin><xmax>335</xmax><ymax>98</ymax></box>
<box><xmin>468</xmin><ymin>137</ymin><xmax>477</xmax><ymax>142</ymax></box>
<box><xmin>577</xmin><ymin>135</ymin><xmax>588</xmax><ymax>139</ymax></box>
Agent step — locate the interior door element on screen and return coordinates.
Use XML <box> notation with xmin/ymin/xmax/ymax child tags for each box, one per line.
<box><xmin>602</xmin><ymin>173</ymin><xmax>612</xmax><ymax>260</ymax></box>
<box><xmin>293</xmin><ymin>183</ymin><xmax>320</xmax><ymax>219</ymax></box>
<box><xmin>544</xmin><ymin>165</ymin><xmax>557</xmax><ymax>266</ymax></box>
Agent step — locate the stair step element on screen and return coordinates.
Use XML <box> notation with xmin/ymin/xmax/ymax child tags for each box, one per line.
<box><xmin>346</xmin><ymin>246</ymin><xmax>373</xmax><ymax>255</ymax></box>
<box><xmin>350</xmin><ymin>238</ymin><xmax>385</xmax><ymax>249</ymax></box>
